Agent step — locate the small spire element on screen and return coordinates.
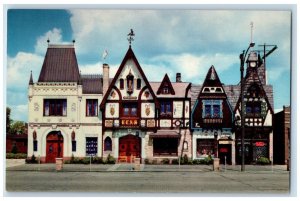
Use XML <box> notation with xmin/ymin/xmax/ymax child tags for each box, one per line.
<box><xmin>29</xmin><ymin>70</ymin><xmax>34</xmax><ymax>85</ymax></box>
<box><xmin>47</xmin><ymin>38</ymin><xmax>50</xmax><ymax>46</ymax></box>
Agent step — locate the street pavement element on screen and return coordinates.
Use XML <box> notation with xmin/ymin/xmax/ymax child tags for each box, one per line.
<box><xmin>5</xmin><ymin>162</ymin><xmax>290</xmax><ymax>194</ymax></box>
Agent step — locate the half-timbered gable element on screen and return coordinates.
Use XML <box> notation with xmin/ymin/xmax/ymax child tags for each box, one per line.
<box><xmin>234</xmin><ymin>51</ymin><xmax>274</xmax><ymax>164</ymax></box>
<box><xmin>192</xmin><ymin>66</ymin><xmax>233</xmax><ymax>129</ymax></box>
<box><xmin>100</xmin><ymin>46</ymin><xmax>159</xmax><ymax>161</ymax></box>
<box><xmin>149</xmin><ymin>73</ymin><xmax>192</xmax><ymax>159</ymax></box>
<box><xmin>100</xmin><ymin>46</ymin><xmax>157</xmax><ymax>130</ymax></box>
<box><xmin>191</xmin><ymin>66</ymin><xmax>235</xmax><ymax>164</ymax></box>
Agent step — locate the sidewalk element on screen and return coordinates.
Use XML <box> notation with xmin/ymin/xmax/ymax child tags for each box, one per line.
<box><xmin>6</xmin><ymin>161</ymin><xmax>289</xmax><ymax>173</ymax></box>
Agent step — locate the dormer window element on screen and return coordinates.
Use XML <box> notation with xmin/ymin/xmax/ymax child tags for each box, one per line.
<box><xmin>163</xmin><ymin>87</ymin><xmax>169</xmax><ymax>94</ymax></box>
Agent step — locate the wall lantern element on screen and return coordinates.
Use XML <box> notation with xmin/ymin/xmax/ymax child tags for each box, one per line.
<box><xmin>71</xmin><ymin>130</ymin><xmax>75</xmax><ymax>140</ymax></box>
<box><xmin>33</xmin><ymin>130</ymin><xmax>37</xmax><ymax>140</ymax></box>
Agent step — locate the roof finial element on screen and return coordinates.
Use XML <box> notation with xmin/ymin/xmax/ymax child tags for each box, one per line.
<box><xmin>127</xmin><ymin>29</ymin><xmax>135</xmax><ymax>46</ymax></box>
<box><xmin>47</xmin><ymin>38</ymin><xmax>50</xmax><ymax>46</ymax></box>
<box><xmin>72</xmin><ymin>39</ymin><xmax>75</xmax><ymax>44</ymax></box>
<box><xmin>29</xmin><ymin>70</ymin><xmax>34</xmax><ymax>85</ymax></box>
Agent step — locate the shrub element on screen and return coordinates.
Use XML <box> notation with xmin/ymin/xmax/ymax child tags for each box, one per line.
<box><xmin>187</xmin><ymin>159</ymin><xmax>193</xmax><ymax>165</ymax></box>
<box><xmin>11</xmin><ymin>145</ymin><xmax>18</xmax><ymax>154</ymax></box>
<box><xmin>6</xmin><ymin>153</ymin><xmax>27</xmax><ymax>159</ymax></box>
<box><xmin>92</xmin><ymin>157</ymin><xmax>103</xmax><ymax>164</ymax></box>
<box><xmin>152</xmin><ymin>159</ymin><xmax>158</xmax><ymax>165</ymax></box>
<box><xmin>106</xmin><ymin>154</ymin><xmax>116</xmax><ymax>164</ymax></box>
<box><xmin>25</xmin><ymin>155</ymin><xmax>38</xmax><ymax>164</ymax></box>
<box><xmin>204</xmin><ymin>156</ymin><xmax>213</xmax><ymax>165</ymax></box>
<box><xmin>162</xmin><ymin>158</ymin><xmax>170</xmax><ymax>164</ymax></box>
<box><xmin>82</xmin><ymin>157</ymin><xmax>91</xmax><ymax>164</ymax></box>
<box><xmin>256</xmin><ymin>157</ymin><xmax>270</xmax><ymax>165</ymax></box>
<box><xmin>171</xmin><ymin>159</ymin><xmax>178</xmax><ymax>164</ymax></box>
<box><xmin>144</xmin><ymin>158</ymin><xmax>150</xmax><ymax>164</ymax></box>
<box><xmin>183</xmin><ymin>154</ymin><xmax>189</xmax><ymax>164</ymax></box>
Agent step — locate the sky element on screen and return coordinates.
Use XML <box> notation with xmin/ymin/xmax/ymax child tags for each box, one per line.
<box><xmin>6</xmin><ymin>9</ymin><xmax>291</xmax><ymax>122</ymax></box>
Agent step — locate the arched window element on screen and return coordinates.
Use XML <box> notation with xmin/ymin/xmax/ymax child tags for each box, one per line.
<box><xmin>137</xmin><ymin>78</ymin><xmax>141</xmax><ymax>89</ymax></box>
<box><xmin>120</xmin><ymin>79</ymin><xmax>124</xmax><ymax>90</ymax></box>
<box><xmin>104</xmin><ymin>137</ymin><xmax>112</xmax><ymax>151</ymax></box>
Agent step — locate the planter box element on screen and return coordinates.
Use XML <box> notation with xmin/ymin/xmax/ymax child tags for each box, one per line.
<box><xmin>56</xmin><ymin>158</ymin><xmax>63</xmax><ymax>171</ymax></box>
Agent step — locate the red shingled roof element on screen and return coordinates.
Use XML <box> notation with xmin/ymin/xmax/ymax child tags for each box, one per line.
<box><xmin>38</xmin><ymin>45</ymin><xmax>80</xmax><ymax>82</ymax></box>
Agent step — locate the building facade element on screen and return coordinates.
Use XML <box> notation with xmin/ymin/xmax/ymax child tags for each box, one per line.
<box><xmin>191</xmin><ymin>66</ymin><xmax>235</xmax><ymax>164</ymax></box>
<box><xmin>273</xmin><ymin>106</ymin><xmax>290</xmax><ymax>164</ymax></box>
<box><xmin>100</xmin><ymin>46</ymin><xmax>192</xmax><ymax>163</ymax></box>
<box><xmin>233</xmin><ymin>51</ymin><xmax>274</xmax><ymax>164</ymax></box>
<box><xmin>28</xmin><ymin>44</ymin><xmax>104</xmax><ymax>163</ymax></box>
<box><xmin>27</xmin><ymin>41</ymin><xmax>274</xmax><ymax>164</ymax></box>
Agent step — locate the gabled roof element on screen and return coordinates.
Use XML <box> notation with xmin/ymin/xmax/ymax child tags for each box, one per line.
<box><xmin>100</xmin><ymin>46</ymin><xmax>157</xmax><ymax>109</ymax></box>
<box><xmin>81</xmin><ymin>74</ymin><xmax>103</xmax><ymax>94</ymax></box>
<box><xmin>150</xmin><ymin>82</ymin><xmax>191</xmax><ymax>98</ymax></box>
<box><xmin>156</xmin><ymin>74</ymin><xmax>175</xmax><ymax>95</ymax></box>
<box><xmin>198</xmin><ymin>65</ymin><xmax>227</xmax><ymax>99</ymax></box>
<box><xmin>38</xmin><ymin>44</ymin><xmax>80</xmax><ymax>82</ymax></box>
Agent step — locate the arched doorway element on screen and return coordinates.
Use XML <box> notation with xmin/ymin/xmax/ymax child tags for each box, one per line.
<box><xmin>119</xmin><ymin>135</ymin><xmax>141</xmax><ymax>162</ymax></box>
<box><xmin>46</xmin><ymin>131</ymin><xmax>64</xmax><ymax>163</ymax></box>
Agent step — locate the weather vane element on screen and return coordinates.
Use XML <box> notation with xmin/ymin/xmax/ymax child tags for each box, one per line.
<box><xmin>127</xmin><ymin>29</ymin><xmax>135</xmax><ymax>46</ymax></box>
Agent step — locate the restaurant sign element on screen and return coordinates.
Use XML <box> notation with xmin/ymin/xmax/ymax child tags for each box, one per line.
<box><xmin>120</xmin><ymin>119</ymin><xmax>139</xmax><ymax>127</ymax></box>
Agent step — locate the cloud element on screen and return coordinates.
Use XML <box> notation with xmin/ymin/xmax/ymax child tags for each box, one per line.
<box><xmin>34</xmin><ymin>28</ymin><xmax>65</xmax><ymax>55</ymax></box>
<box><xmin>7</xmin><ymin>52</ymin><xmax>43</xmax><ymax>89</ymax></box>
<box><xmin>147</xmin><ymin>53</ymin><xmax>237</xmax><ymax>83</ymax></box>
<box><xmin>68</xmin><ymin>10</ymin><xmax>291</xmax><ymax>58</ymax></box>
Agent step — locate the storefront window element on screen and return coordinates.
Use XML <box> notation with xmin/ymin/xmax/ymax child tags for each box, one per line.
<box><xmin>196</xmin><ymin>139</ymin><xmax>215</xmax><ymax>158</ymax></box>
<box><xmin>153</xmin><ymin>138</ymin><xmax>178</xmax><ymax>156</ymax></box>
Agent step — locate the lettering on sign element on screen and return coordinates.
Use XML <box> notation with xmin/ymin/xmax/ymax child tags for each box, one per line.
<box><xmin>255</xmin><ymin>142</ymin><xmax>265</xmax><ymax>147</ymax></box>
<box><xmin>121</xmin><ymin>119</ymin><xmax>139</xmax><ymax>126</ymax></box>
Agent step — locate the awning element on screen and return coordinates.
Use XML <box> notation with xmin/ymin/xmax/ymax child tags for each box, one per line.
<box><xmin>149</xmin><ymin>130</ymin><xmax>180</xmax><ymax>138</ymax></box>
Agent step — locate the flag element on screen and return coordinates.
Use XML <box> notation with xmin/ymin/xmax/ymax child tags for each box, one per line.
<box><xmin>102</xmin><ymin>49</ymin><xmax>108</xmax><ymax>60</ymax></box>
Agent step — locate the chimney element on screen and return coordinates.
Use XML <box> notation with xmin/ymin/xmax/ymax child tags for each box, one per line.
<box><xmin>176</xmin><ymin>73</ymin><xmax>181</xmax><ymax>82</ymax></box>
<box><xmin>103</xmin><ymin>63</ymin><xmax>110</xmax><ymax>96</ymax></box>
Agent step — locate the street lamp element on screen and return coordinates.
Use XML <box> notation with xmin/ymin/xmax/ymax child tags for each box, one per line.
<box><xmin>214</xmin><ymin>131</ymin><xmax>218</xmax><ymax>158</ymax></box>
<box><xmin>239</xmin><ymin>42</ymin><xmax>255</xmax><ymax>172</ymax></box>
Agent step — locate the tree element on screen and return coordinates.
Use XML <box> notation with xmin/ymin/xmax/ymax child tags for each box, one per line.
<box><xmin>6</xmin><ymin>107</ymin><xmax>12</xmax><ymax>134</ymax></box>
<box><xmin>10</xmin><ymin>121</ymin><xmax>26</xmax><ymax>135</ymax></box>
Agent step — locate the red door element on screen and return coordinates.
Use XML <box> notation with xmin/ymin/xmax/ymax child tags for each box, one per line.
<box><xmin>119</xmin><ymin>135</ymin><xmax>141</xmax><ymax>162</ymax></box>
<box><xmin>46</xmin><ymin>132</ymin><xmax>64</xmax><ymax>163</ymax></box>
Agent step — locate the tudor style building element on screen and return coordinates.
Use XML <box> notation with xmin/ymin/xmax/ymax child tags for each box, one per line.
<box><xmin>28</xmin><ymin>44</ymin><xmax>104</xmax><ymax>163</ymax></box>
<box><xmin>233</xmin><ymin>51</ymin><xmax>274</xmax><ymax>164</ymax></box>
<box><xmin>27</xmin><ymin>33</ymin><xmax>275</xmax><ymax>164</ymax></box>
<box><xmin>100</xmin><ymin>46</ymin><xmax>192</xmax><ymax>163</ymax></box>
<box><xmin>191</xmin><ymin>66</ymin><xmax>235</xmax><ymax>164</ymax></box>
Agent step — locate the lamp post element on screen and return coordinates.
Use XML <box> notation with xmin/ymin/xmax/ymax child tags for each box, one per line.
<box><xmin>214</xmin><ymin>131</ymin><xmax>218</xmax><ymax>158</ymax></box>
<box><xmin>239</xmin><ymin>42</ymin><xmax>255</xmax><ymax>172</ymax></box>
